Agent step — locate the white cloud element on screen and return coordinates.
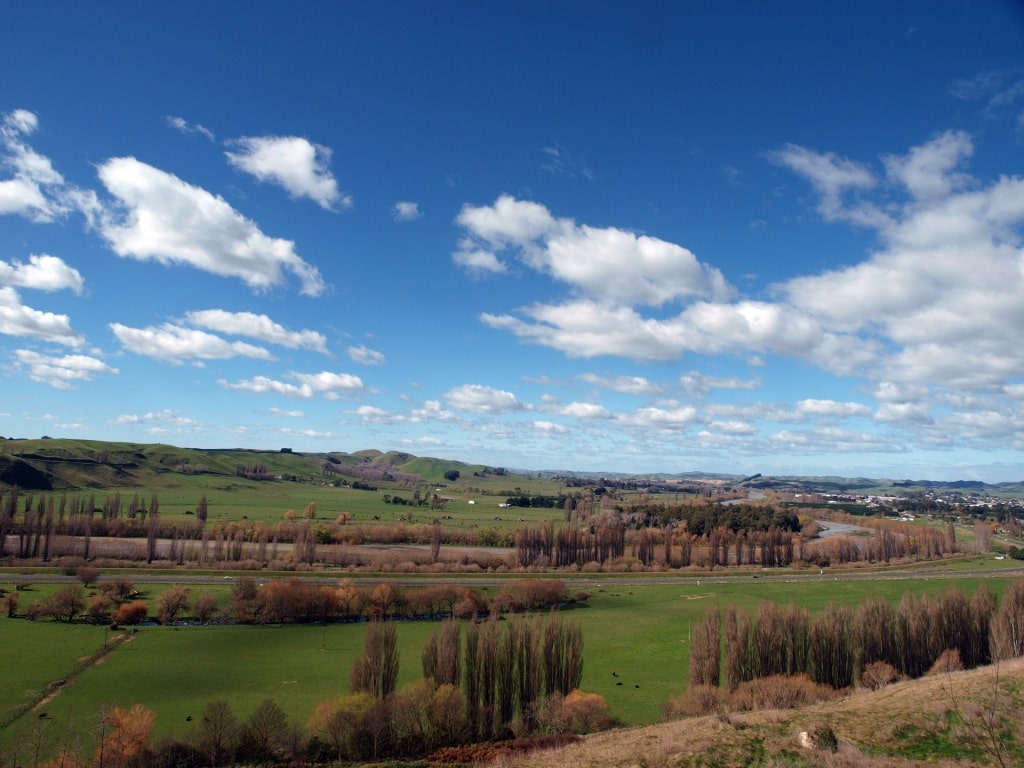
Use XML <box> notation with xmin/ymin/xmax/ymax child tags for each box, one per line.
<box><xmin>14</xmin><ymin>349</ymin><xmax>117</xmax><ymax>389</ymax></box>
<box><xmin>578</xmin><ymin>373</ymin><xmax>662</xmax><ymax>395</ymax></box>
<box><xmin>392</xmin><ymin>201</ymin><xmax>421</xmax><ymax>221</ymax></box>
<box><xmin>165</xmin><ymin>115</ymin><xmax>215</xmax><ymax>141</ymax></box>
<box><xmin>110</xmin><ymin>409</ymin><xmax>198</xmax><ymax>426</ymax></box>
<box><xmin>348</xmin><ymin>344</ymin><xmax>385</xmax><ymax>365</ymax></box>
<box><xmin>558</xmin><ymin>402</ymin><xmax>612</xmax><ymax>419</ymax></box>
<box><xmin>874</xmin><ymin>402</ymin><xmax>934</xmax><ymax>425</ymax></box>
<box><xmin>619</xmin><ymin>404</ymin><xmax>701</xmax><ymax>432</ymax></box>
<box><xmin>780</xmin><ymin>131</ymin><xmax>1024</xmax><ymax>391</ymax></box>
<box><xmin>280</xmin><ymin>427</ymin><xmax>336</xmax><ymax>439</ymax></box>
<box><xmin>0</xmin><ymin>286</ymin><xmax>82</xmax><ymax>346</ymax></box>
<box><xmin>0</xmin><ymin>254</ymin><xmax>84</xmax><ymax>294</ymax></box>
<box><xmin>796</xmin><ymin>399</ymin><xmax>872</xmax><ymax>418</ymax></box>
<box><xmin>269</xmin><ymin>407</ymin><xmax>304</xmax><ymax>418</ymax></box>
<box><xmin>883</xmin><ymin>131</ymin><xmax>973</xmax><ymax>201</ymax></box>
<box><xmin>455</xmin><ymin>195</ymin><xmax>731</xmax><ymax>306</ymax></box>
<box><xmin>533</xmin><ymin>420</ymin><xmax>567</xmax><ymax>434</ymax></box>
<box><xmin>771</xmin><ymin>428</ymin><xmax>906</xmax><ymax>454</ymax></box>
<box><xmin>353</xmin><ymin>405</ymin><xmax>401</xmax><ymax>424</ymax></box>
<box><xmin>765</xmin><ymin>143</ymin><xmax>885</xmax><ymax>226</ymax></box>
<box><xmin>679</xmin><ymin>371</ymin><xmax>762</xmax><ymax>396</ymax></box>
<box><xmin>445</xmin><ymin>384</ymin><xmax>525</xmax><ymax>413</ymax></box>
<box><xmin>707</xmin><ymin>420</ymin><xmax>757</xmax><ymax>436</ymax></box>
<box><xmin>96</xmin><ymin>157</ymin><xmax>326</xmax><ymax>296</ymax></box>
<box><xmin>408</xmin><ymin>400</ymin><xmax>457</xmax><ymax>422</ymax></box>
<box><xmin>226</xmin><ymin>135</ymin><xmax>349</xmax><ymax>211</ymax></box>
<box><xmin>0</xmin><ymin>109</ymin><xmax>71</xmax><ymax>222</ymax></box>
<box><xmin>110</xmin><ymin>322</ymin><xmax>274</xmax><ymax>363</ymax></box>
<box><xmin>184</xmin><ymin>309</ymin><xmax>328</xmax><ymax>353</ymax></box>
<box><xmin>452</xmin><ymin>245</ymin><xmax>508</xmax><ymax>275</ymax></box>
<box><xmin>220</xmin><ymin>370</ymin><xmax>364</xmax><ymax>399</ymax></box>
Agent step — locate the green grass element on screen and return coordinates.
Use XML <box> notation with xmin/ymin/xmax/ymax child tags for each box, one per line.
<box><xmin>3</xmin><ymin>571</ymin><xmax>1021</xmax><ymax>759</ymax></box>
<box><xmin>0</xmin><ymin>619</ymin><xmax>103</xmax><ymax>726</ymax></box>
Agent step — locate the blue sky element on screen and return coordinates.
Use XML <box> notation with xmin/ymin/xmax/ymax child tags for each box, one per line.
<box><xmin>2</xmin><ymin>2</ymin><xmax>1024</xmax><ymax>482</ymax></box>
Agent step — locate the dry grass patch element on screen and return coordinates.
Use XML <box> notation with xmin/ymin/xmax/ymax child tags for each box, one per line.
<box><xmin>504</xmin><ymin>659</ymin><xmax>1024</xmax><ymax>768</ymax></box>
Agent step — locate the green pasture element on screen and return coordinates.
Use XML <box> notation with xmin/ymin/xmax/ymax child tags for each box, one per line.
<box><xmin>18</xmin><ymin>476</ymin><xmax>571</xmax><ymax>533</ymax></box>
<box><xmin>2</xmin><ymin>571</ymin><xmax>1023</xmax><ymax>761</ymax></box>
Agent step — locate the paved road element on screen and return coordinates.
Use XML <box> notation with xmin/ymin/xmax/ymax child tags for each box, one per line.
<box><xmin>6</xmin><ymin>563</ymin><xmax>1022</xmax><ymax>589</ymax></box>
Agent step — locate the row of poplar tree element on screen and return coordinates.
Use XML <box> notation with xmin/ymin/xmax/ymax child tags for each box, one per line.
<box><xmin>689</xmin><ymin>578</ymin><xmax>1024</xmax><ymax>692</ymax></box>
<box><xmin>349</xmin><ymin>611</ymin><xmax>584</xmax><ymax>741</ymax></box>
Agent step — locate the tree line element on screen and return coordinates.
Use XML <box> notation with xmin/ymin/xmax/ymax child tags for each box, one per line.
<box><xmin>1</xmin><ymin>574</ymin><xmax>577</xmax><ymax>627</ymax></box>
<box><xmin>687</xmin><ymin>577</ymin><xmax>1024</xmax><ymax>697</ymax></box>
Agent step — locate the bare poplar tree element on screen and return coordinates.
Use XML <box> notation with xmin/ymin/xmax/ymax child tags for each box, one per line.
<box><xmin>351</xmin><ymin>619</ymin><xmax>399</xmax><ymax>699</ymax></box>
<box><xmin>991</xmin><ymin>578</ymin><xmax>1024</xmax><ymax>660</ymax></box>
<box><xmin>689</xmin><ymin>606</ymin><xmax>721</xmax><ymax>687</ymax></box>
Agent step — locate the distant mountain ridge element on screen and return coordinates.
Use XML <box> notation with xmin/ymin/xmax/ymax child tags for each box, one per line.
<box><xmin>0</xmin><ymin>436</ymin><xmax>1021</xmax><ymax>496</ymax></box>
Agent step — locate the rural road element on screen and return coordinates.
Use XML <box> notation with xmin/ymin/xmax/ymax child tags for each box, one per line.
<box><xmin>7</xmin><ymin>564</ymin><xmax>1023</xmax><ymax>589</ymax></box>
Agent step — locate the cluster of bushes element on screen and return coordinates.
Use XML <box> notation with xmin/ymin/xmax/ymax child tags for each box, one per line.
<box><xmin>33</xmin><ymin>687</ymin><xmax>599</xmax><ymax>767</ymax></box>
<box><xmin>4</xmin><ymin>575</ymin><xmax>578</xmax><ymax>627</ymax></box>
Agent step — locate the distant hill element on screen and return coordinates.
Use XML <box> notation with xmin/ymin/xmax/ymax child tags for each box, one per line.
<box><xmin>0</xmin><ymin>438</ymin><xmax>480</xmax><ymax>491</ymax></box>
<box><xmin>0</xmin><ymin>437</ymin><xmax>1020</xmax><ymax>496</ymax></box>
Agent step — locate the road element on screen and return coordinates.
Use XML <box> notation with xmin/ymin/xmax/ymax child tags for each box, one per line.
<box><xmin>7</xmin><ymin>563</ymin><xmax>1022</xmax><ymax>589</ymax></box>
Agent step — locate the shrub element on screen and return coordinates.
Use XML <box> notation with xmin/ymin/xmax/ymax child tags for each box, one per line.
<box><xmin>926</xmin><ymin>648</ymin><xmax>964</xmax><ymax>677</ymax></box>
<box><xmin>58</xmin><ymin>556</ymin><xmax>86</xmax><ymax>575</ymax></box>
<box><xmin>663</xmin><ymin>685</ymin><xmax>722</xmax><ymax>719</ymax></box>
<box><xmin>558</xmin><ymin>690</ymin><xmax>614</xmax><ymax>733</ymax></box>
<box><xmin>728</xmin><ymin>674</ymin><xmax>838</xmax><ymax>712</ymax></box>
<box><xmin>860</xmin><ymin>660</ymin><xmax>900</xmax><ymax>690</ymax></box>
<box><xmin>76</xmin><ymin>565</ymin><xmax>101</xmax><ymax>586</ymax></box>
<box><xmin>112</xmin><ymin>600</ymin><xmax>148</xmax><ymax>625</ymax></box>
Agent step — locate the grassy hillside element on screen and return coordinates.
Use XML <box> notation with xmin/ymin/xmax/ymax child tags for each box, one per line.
<box><xmin>508</xmin><ymin>657</ymin><xmax>1024</xmax><ymax>768</ymax></box>
<box><xmin>0</xmin><ymin>438</ymin><xmax>506</xmax><ymax>493</ymax></box>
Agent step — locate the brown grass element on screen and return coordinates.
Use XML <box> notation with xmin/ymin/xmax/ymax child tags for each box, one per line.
<box><xmin>502</xmin><ymin>658</ymin><xmax>1024</xmax><ymax>768</ymax></box>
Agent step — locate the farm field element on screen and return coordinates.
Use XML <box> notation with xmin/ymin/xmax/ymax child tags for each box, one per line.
<box><xmin>2</xmin><ymin>569</ymin><xmax>1022</xmax><ymax>761</ymax></box>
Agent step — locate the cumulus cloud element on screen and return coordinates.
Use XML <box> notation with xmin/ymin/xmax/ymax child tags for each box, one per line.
<box><xmin>619</xmin><ymin>403</ymin><xmax>701</xmax><ymax>432</ymax></box>
<box><xmin>558</xmin><ymin>402</ymin><xmax>612</xmax><ymax>419</ymax></box>
<box><xmin>796</xmin><ymin>399</ymin><xmax>872</xmax><ymax>418</ymax></box>
<box><xmin>770</xmin><ymin>428</ymin><xmax>906</xmax><ymax>454</ymax></box>
<box><xmin>110</xmin><ymin>409</ymin><xmax>198</xmax><ymax>426</ymax></box>
<box><xmin>348</xmin><ymin>344</ymin><xmax>385</xmax><ymax>365</ymax></box>
<box><xmin>578</xmin><ymin>373</ymin><xmax>662</xmax><ymax>395</ymax></box>
<box><xmin>765</xmin><ymin>143</ymin><xmax>885</xmax><ymax>226</ymax></box>
<box><xmin>455</xmin><ymin>195</ymin><xmax>731</xmax><ymax>305</ymax></box>
<box><xmin>0</xmin><ymin>286</ymin><xmax>82</xmax><ymax>346</ymax></box>
<box><xmin>0</xmin><ymin>254</ymin><xmax>84</xmax><ymax>294</ymax></box>
<box><xmin>444</xmin><ymin>384</ymin><xmax>525</xmax><ymax>413</ymax></box>
<box><xmin>14</xmin><ymin>349</ymin><xmax>117</xmax><ymax>389</ymax></box>
<box><xmin>0</xmin><ymin>109</ymin><xmax>70</xmax><ymax>222</ymax></box>
<box><xmin>269</xmin><ymin>407</ymin><xmax>304</xmax><ymax>418</ymax></box>
<box><xmin>391</xmin><ymin>201</ymin><xmax>421</xmax><ymax>221</ymax></box>
<box><xmin>97</xmin><ymin>157</ymin><xmax>326</xmax><ymax>296</ymax></box>
<box><xmin>110</xmin><ymin>322</ymin><xmax>274</xmax><ymax>363</ymax></box>
<box><xmin>184</xmin><ymin>309</ymin><xmax>328</xmax><ymax>353</ymax></box>
<box><xmin>780</xmin><ymin>131</ymin><xmax>1024</xmax><ymax>392</ymax></box>
<box><xmin>469</xmin><ymin>131</ymin><xmax>1024</xmax><ymax>466</ymax></box>
<box><xmin>226</xmin><ymin>135</ymin><xmax>349</xmax><ymax>211</ymax></box>
<box><xmin>679</xmin><ymin>371</ymin><xmax>762</xmax><ymax>396</ymax></box>
<box><xmin>220</xmin><ymin>370</ymin><xmax>364</xmax><ymax>399</ymax></box>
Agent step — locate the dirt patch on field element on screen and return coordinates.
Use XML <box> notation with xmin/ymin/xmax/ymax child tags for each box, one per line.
<box><xmin>32</xmin><ymin>633</ymin><xmax>131</xmax><ymax>710</ymax></box>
